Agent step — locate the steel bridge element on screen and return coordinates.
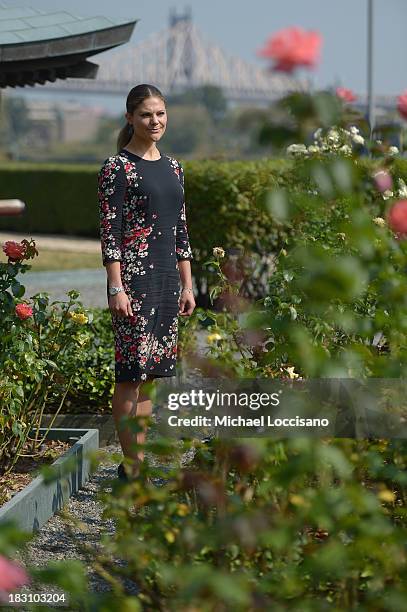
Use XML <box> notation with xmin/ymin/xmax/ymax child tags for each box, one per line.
<box><xmin>40</xmin><ymin>7</ymin><xmax>307</xmax><ymax>106</ymax></box>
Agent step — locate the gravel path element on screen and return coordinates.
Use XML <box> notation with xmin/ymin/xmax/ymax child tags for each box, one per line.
<box><xmin>21</xmin><ymin>268</ymin><xmax>108</xmax><ymax>309</ymax></box>
<box><xmin>14</xmin><ymin>438</ymin><xmax>200</xmax><ymax>609</ymax></box>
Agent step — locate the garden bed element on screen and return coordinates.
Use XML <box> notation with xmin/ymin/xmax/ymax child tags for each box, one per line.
<box><xmin>0</xmin><ymin>438</ymin><xmax>71</xmax><ymax>506</ymax></box>
<box><xmin>0</xmin><ymin>428</ymin><xmax>99</xmax><ymax>533</ymax></box>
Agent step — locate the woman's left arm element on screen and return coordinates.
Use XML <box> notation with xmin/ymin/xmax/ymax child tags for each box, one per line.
<box><xmin>177</xmin><ymin>163</ymin><xmax>195</xmax><ymax>316</ymax></box>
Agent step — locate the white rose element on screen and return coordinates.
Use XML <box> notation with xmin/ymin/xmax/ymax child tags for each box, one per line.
<box><xmin>327</xmin><ymin>129</ymin><xmax>340</xmax><ymax>143</ymax></box>
<box><xmin>287</xmin><ymin>143</ymin><xmax>308</xmax><ymax>156</ymax></box>
<box><xmin>213</xmin><ymin>246</ymin><xmax>225</xmax><ymax>258</ymax></box>
<box><xmin>373</xmin><ymin>217</ymin><xmax>386</xmax><ymax>227</ymax></box>
<box><xmin>382</xmin><ymin>190</ymin><xmax>394</xmax><ymax>200</ymax></box>
<box><xmin>307</xmin><ymin>145</ymin><xmax>320</xmax><ymax>154</ymax></box>
<box><xmin>352</xmin><ymin>134</ymin><xmax>365</xmax><ymax>145</ymax></box>
<box><xmin>388</xmin><ymin>146</ymin><xmax>399</xmax><ymax>156</ymax></box>
<box><xmin>349</xmin><ymin>126</ymin><xmax>360</xmax><ymax>135</ymax></box>
<box><xmin>397</xmin><ymin>178</ymin><xmax>407</xmax><ymax>198</ymax></box>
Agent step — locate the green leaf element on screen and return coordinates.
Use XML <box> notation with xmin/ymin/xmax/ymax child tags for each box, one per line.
<box><xmin>258</xmin><ymin>123</ymin><xmax>299</xmax><ymax>148</ymax></box>
<box><xmin>331</xmin><ymin>159</ymin><xmax>354</xmax><ymax>193</ymax></box>
<box><xmin>312</xmin><ymin>91</ymin><xmax>342</xmax><ymax>127</ymax></box>
<box><xmin>12</xmin><ymin>420</ymin><xmax>24</xmax><ymax>437</ymax></box>
<box><xmin>31</xmin><ymin>560</ymin><xmax>88</xmax><ymax>597</ymax></box>
<box><xmin>311</xmin><ymin>163</ymin><xmax>334</xmax><ymax>198</ymax></box>
<box><xmin>265</xmin><ymin>188</ymin><xmax>290</xmax><ymax>223</ymax></box>
<box><xmin>11</xmin><ymin>280</ymin><xmax>25</xmax><ymax>298</ymax></box>
<box><xmin>289</xmin><ymin>306</ymin><xmax>298</xmax><ymax>320</ymax></box>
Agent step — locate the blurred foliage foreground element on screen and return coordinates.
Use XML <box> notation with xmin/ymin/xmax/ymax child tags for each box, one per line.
<box><xmin>0</xmin><ymin>90</ymin><xmax>407</xmax><ymax>611</ymax></box>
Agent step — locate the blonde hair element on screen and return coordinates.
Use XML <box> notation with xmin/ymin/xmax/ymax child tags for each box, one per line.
<box><xmin>117</xmin><ymin>84</ymin><xmax>166</xmax><ymax>152</ymax></box>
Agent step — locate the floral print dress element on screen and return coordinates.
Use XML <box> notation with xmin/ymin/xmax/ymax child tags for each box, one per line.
<box><xmin>97</xmin><ymin>148</ymin><xmax>193</xmax><ymax>383</ymax></box>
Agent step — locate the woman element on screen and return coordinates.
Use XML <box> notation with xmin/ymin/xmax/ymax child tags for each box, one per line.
<box><xmin>98</xmin><ymin>84</ymin><xmax>195</xmax><ymax>482</ymax></box>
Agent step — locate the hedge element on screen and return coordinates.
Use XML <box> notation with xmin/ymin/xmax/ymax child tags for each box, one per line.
<box><xmin>0</xmin><ymin>158</ymin><xmax>289</xmax><ymax>243</ymax></box>
<box><xmin>0</xmin><ymin>156</ymin><xmax>404</xmax><ymax>301</ymax></box>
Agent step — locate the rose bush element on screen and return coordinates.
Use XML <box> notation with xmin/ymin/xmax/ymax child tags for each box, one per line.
<box><xmin>0</xmin><ymin>240</ymin><xmax>96</xmax><ymax>476</ymax></box>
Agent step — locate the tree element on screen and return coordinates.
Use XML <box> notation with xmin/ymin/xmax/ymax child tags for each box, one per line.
<box><xmin>1</xmin><ymin>96</ymin><xmax>30</xmax><ymax>159</ymax></box>
<box><xmin>167</xmin><ymin>85</ymin><xmax>228</xmax><ymax>123</ymax></box>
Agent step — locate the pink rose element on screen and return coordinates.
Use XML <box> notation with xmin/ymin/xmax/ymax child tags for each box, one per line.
<box><xmin>397</xmin><ymin>91</ymin><xmax>407</xmax><ymax>120</ymax></box>
<box><xmin>373</xmin><ymin>170</ymin><xmax>393</xmax><ymax>193</ymax></box>
<box><xmin>257</xmin><ymin>27</ymin><xmax>322</xmax><ymax>73</ymax></box>
<box><xmin>0</xmin><ymin>555</ymin><xmax>30</xmax><ymax>597</ymax></box>
<box><xmin>2</xmin><ymin>241</ymin><xmax>27</xmax><ymax>261</ymax></box>
<box><xmin>15</xmin><ymin>303</ymin><xmax>33</xmax><ymax>320</ymax></box>
<box><xmin>388</xmin><ymin>200</ymin><xmax>407</xmax><ymax>237</ymax></box>
<box><xmin>336</xmin><ymin>87</ymin><xmax>357</xmax><ymax>103</ymax></box>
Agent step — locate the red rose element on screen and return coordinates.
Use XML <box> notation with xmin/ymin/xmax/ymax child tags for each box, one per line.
<box><xmin>388</xmin><ymin>200</ymin><xmax>407</xmax><ymax>237</ymax></box>
<box><xmin>2</xmin><ymin>241</ymin><xmax>27</xmax><ymax>261</ymax></box>
<box><xmin>336</xmin><ymin>87</ymin><xmax>357</xmax><ymax>103</ymax></box>
<box><xmin>0</xmin><ymin>554</ymin><xmax>30</xmax><ymax>595</ymax></box>
<box><xmin>257</xmin><ymin>27</ymin><xmax>322</xmax><ymax>73</ymax></box>
<box><xmin>15</xmin><ymin>303</ymin><xmax>33</xmax><ymax>320</ymax></box>
<box><xmin>397</xmin><ymin>91</ymin><xmax>407</xmax><ymax>120</ymax></box>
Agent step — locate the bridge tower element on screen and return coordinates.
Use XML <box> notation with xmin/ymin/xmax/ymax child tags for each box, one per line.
<box><xmin>167</xmin><ymin>6</ymin><xmax>194</xmax><ymax>94</ymax></box>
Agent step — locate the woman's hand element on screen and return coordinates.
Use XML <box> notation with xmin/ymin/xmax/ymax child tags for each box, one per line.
<box><xmin>108</xmin><ymin>292</ymin><xmax>134</xmax><ymax>318</ymax></box>
<box><xmin>179</xmin><ymin>288</ymin><xmax>196</xmax><ymax>316</ymax></box>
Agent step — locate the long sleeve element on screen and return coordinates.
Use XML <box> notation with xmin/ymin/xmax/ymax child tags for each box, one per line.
<box><xmin>97</xmin><ymin>155</ymin><xmax>126</xmax><ymax>266</ymax></box>
<box><xmin>176</xmin><ymin>163</ymin><xmax>194</xmax><ymax>262</ymax></box>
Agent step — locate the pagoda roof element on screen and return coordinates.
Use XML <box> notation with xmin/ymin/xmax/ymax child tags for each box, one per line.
<box><xmin>0</xmin><ymin>3</ymin><xmax>138</xmax><ymax>87</ymax></box>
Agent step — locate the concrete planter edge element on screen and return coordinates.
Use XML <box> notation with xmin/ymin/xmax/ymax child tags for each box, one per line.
<box><xmin>0</xmin><ymin>428</ymin><xmax>99</xmax><ymax>534</ymax></box>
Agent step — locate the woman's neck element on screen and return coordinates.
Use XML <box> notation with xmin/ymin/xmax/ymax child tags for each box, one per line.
<box><xmin>124</xmin><ymin>138</ymin><xmax>160</xmax><ymax>160</ymax></box>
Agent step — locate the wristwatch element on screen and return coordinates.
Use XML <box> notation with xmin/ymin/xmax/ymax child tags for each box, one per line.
<box><xmin>108</xmin><ymin>285</ymin><xmax>124</xmax><ymax>296</ymax></box>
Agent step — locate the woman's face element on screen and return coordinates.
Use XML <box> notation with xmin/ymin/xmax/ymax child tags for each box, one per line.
<box><xmin>126</xmin><ymin>96</ymin><xmax>167</xmax><ymax>143</ymax></box>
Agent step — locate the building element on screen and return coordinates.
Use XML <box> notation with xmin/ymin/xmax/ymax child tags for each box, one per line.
<box><xmin>0</xmin><ymin>3</ymin><xmax>137</xmax><ymax>88</ymax></box>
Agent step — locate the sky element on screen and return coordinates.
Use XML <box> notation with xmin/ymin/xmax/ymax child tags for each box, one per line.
<box><xmin>4</xmin><ymin>0</ymin><xmax>407</xmax><ymax>109</ymax></box>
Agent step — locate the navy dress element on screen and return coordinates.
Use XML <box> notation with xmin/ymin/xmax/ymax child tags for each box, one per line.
<box><xmin>97</xmin><ymin>148</ymin><xmax>193</xmax><ymax>383</ymax></box>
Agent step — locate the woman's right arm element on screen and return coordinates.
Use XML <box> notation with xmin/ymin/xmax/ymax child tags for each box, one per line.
<box><xmin>98</xmin><ymin>157</ymin><xmax>133</xmax><ymax>318</ymax></box>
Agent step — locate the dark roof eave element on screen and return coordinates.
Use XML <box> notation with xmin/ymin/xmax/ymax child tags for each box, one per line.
<box><xmin>0</xmin><ymin>60</ymin><xmax>99</xmax><ymax>88</ymax></box>
<box><xmin>0</xmin><ymin>20</ymin><xmax>137</xmax><ymax>63</ymax></box>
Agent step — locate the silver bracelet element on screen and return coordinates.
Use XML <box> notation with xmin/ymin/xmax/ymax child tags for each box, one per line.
<box><xmin>182</xmin><ymin>287</ymin><xmax>193</xmax><ymax>293</ymax></box>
